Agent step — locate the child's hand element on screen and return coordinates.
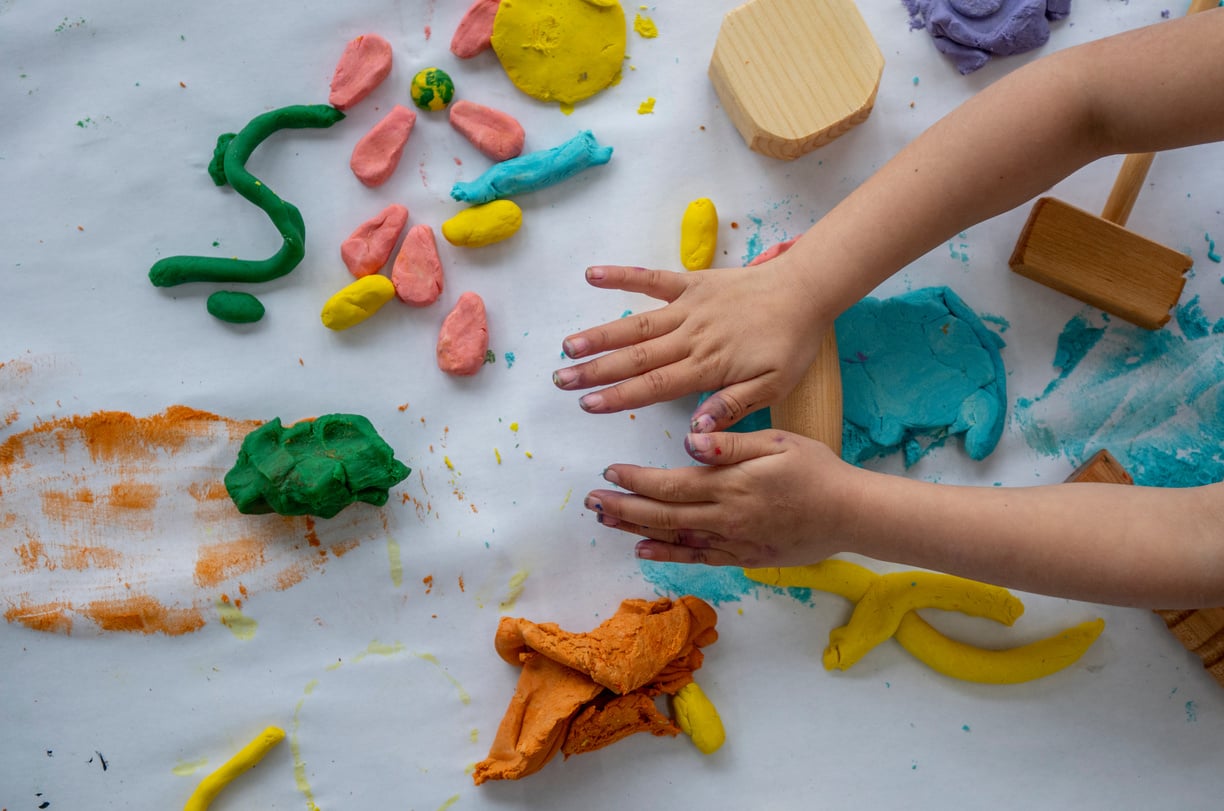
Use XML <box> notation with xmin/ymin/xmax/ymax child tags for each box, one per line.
<box><xmin>584</xmin><ymin>429</ymin><xmax>857</xmax><ymax>567</ymax></box>
<box><xmin>553</xmin><ymin>261</ymin><xmax>829</xmax><ymax>433</ymax></box>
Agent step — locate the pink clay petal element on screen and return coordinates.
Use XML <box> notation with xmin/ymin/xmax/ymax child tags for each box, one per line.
<box><xmin>391</xmin><ymin>224</ymin><xmax>445</xmax><ymax>306</ymax></box>
<box><xmin>437</xmin><ymin>292</ymin><xmax>489</xmax><ymax>376</ymax></box>
<box><xmin>341</xmin><ymin>204</ymin><xmax>410</xmax><ymax>277</ymax></box>
<box><xmin>350</xmin><ymin>105</ymin><xmax>417</xmax><ymax>187</ymax></box>
<box><xmin>449</xmin><ymin>99</ymin><xmax>525</xmax><ymax>162</ymax></box>
<box><xmin>329</xmin><ymin>33</ymin><xmax>393</xmax><ymax>110</ymax></box>
<box><xmin>450</xmin><ymin>0</ymin><xmax>500</xmax><ymax>59</ymax></box>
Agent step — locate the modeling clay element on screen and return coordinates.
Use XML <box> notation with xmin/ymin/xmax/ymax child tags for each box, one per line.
<box><xmin>224</xmin><ymin>414</ymin><xmax>410</xmax><ymax>519</ymax></box>
<box><xmin>448</xmin><ymin>99</ymin><xmax>525</xmax><ymax>161</ymax></box>
<box><xmin>837</xmin><ymin>286</ymin><xmax>1007</xmax><ymax>466</ymax></box>
<box><xmin>350</xmin><ymin>105</ymin><xmax>417</xmax><ymax>187</ymax></box>
<box><xmin>329</xmin><ymin>33</ymin><xmax>393</xmax><ymax>109</ymax></box>
<box><xmin>321</xmin><ymin>274</ymin><xmax>396</xmax><ymax>330</ymax></box>
<box><xmin>183</xmin><ymin>726</ymin><xmax>285</xmax><ymax>811</ymax></box>
<box><xmin>341</xmin><ymin>204</ymin><xmax>409</xmax><ymax>278</ymax></box>
<box><xmin>561</xmin><ymin>693</ymin><xmax>680</xmax><ymax>757</ymax></box>
<box><xmin>441</xmin><ymin>199</ymin><xmax>522</xmax><ymax>247</ymax></box>
<box><xmin>148</xmin><ymin>104</ymin><xmax>344</xmax><ymax>288</ymax></box>
<box><xmin>205</xmin><ymin>291</ymin><xmax>265</xmax><ymax>324</ymax></box>
<box><xmin>391</xmin><ymin>224</ymin><xmax>445</xmax><ymax>306</ymax></box>
<box><xmin>824</xmin><ymin>571</ymin><xmax>1024</xmax><ymax>671</ymax></box>
<box><xmin>450</xmin><ymin>130</ymin><xmax>612</xmax><ymax>204</ymax></box>
<box><xmin>437</xmin><ymin>292</ymin><xmax>489</xmax><ymax>375</ymax></box>
<box><xmin>680</xmin><ymin>198</ymin><xmax>718</xmax><ymax>271</ymax></box>
<box><xmin>745</xmin><ymin>561</ymin><xmax>1104</xmax><ymax>684</ymax></box>
<box><xmin>474</xmin><ymin>596</ymin><xmax>718</xmax><ymax>784</ymax></box>
<box><xmin>903</xmin><ymin>0</ymin><xmax>1070</xmax><ymax>74</ymax></box>
<box><xmin>452</xmin><ymin>0</ymin><xmax>501</xmax><ymax>58</ymax></box>
<box><xmin>491</xmin><ymin>0</ymin><xmax>626</xmax><ymax>105</ymax></box>
<box><xmin>672</xmin><ymin>682</ymin><xmax>725</xmax><ymax>754</ymax></box>
<box><xmin>410</xmin><ymin>67</ymin><xmax>455</xmax><ymax>111</ymax></box>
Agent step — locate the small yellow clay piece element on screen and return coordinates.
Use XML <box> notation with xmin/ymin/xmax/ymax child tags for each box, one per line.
<box><xmin>183</xmin><ymin>726</ymin><xmax>285</xmax><ymax>811</ymax></box>
<box><xmin>745</xmin><ymin>561</ymin><xmax>1104</xmax><ymax>684</ymax></box>
<box><xmin>320</xmin><ymin>274</ymin><xmax>396</xmax><ymax>330</ymax></box>
<box><xmin>680</xmin><ymin>198</ymin><xmax>718</xmax><ymax>270</ymax></box>
<box><xmin>634</xmin><ymin>13</ymin><xmax>658</xmax><ymax>38</ymax></box>
<box><xmin>442</xmin><ymin>200</ymin><xmax>523</xmax><ymax>247</ymax></box>
<box><xmin>673</xmin><ymin>682</ymin><xmax>725</xmax><ymax>754</ymax></box>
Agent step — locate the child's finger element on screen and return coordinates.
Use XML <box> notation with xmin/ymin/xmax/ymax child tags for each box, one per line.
<box><xmin>682</xmin><ymin>429</ymin><xmax>794</xmax><ymax>466</ymax></box>
<box><xmin>574</xmin><ymin>358</ymin><xmax>703</xmax><ymax>414</ymax></box>
<box><xmin>554</xmin><ymin>333</ymin><xmax>687</xmax><ymax>393</ymax></box>
<box><xmin>582</xmin><ymin>265</ymin><xmax>690</xmax><ymax>302</ymax></box>
<box><xmin>634</xmin><ymin>538</ymin><xmax>742</xmax><ymax>566</ymax></box>
<box><xmin>559</xmin><ymin>304</ymin><xmax>685</xmax><ymax>360</ymax></box>
<box><xmin>689</xmin><ymin>380</ymin><xmax>781</xmax><ymax>433</ymax></box>
<box><xmin>585</xmin><ymin>486</ymin><xmax>708</xmax><ymax>532</ymax></box>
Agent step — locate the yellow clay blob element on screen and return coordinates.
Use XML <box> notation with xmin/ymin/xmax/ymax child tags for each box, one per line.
<box><xmin>183</xmin><ymin>726</ymin><xmax>285</xmax><ymax>811</ymax></box>
<box><xmin>673</xmin><ymin>682</ymin><xmax>725</xmax><ymax>754</ymax></box>
<box><xmin>491</xmin><ymin>0</ymin><xmax>627</xmax><ymax>105</ymax></box>
<box><xmin>633</xmin><ymin>13</ymin><xmax>658</xmax><ymax>38</ymax></box>
<box><xmin>744</xmin><ymin>561</ymin><xmax>1105</xmax><ymax>684</ymax></box>
<box><xmin>320</xmin><ymin>274</ymin><xmax>395</xmax><ymax>330</ymax></box>
<box><xmin>680</xmin><ymin>197</ymin><xmax>718</xmax><ymax>270</ymax></box>
<box><xmin>442</xmin><ymin>199</ymin><xmax>523</xmax><ymax>247</ymax></box>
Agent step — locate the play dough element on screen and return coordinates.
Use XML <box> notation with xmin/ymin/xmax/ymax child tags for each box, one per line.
<box><xmin>224</xmin><ymin>414</ymin><xmax>411</xmax><ymax>519</ymax></box>
<box><xmin>450</xmin><ymin>130</ymin><xmax>612</xmax><ymax>204</ymax></box>
<box><xmin>328</xmin><ymin>33</ymin><xmax>393</xmax><ymax>109</ymax></box>
<box><xmin>437</xmin><ymin>291</ymin><xmax>489</xmax><ymax>375</ymax></box>
<box><xmin>680</xmin><ymin>198</ymin><xmax>718</xmax><ymax>271</ymax></box>
<box><xmin>350</xmin><ymin>105</ymin><xmax>417</xmax><ymax>187</ymax></box>
<box><xmin>448</xmin><ymin>99</ymin><xmax>525</xmax><ymax>161</ymax></box>
<box><xmin>672</xmin><ymin>682</ymin><xmax>725</xmax><ymax>754</ymax></box>
<box><xmin>320</xmin><ymin>274</ymin><xmax>396</xmax><ymax>330</ymax></box>
<box><xmin>441</xmin><ymin>199</ymin><xmax>523</xmax><ymax>246</ymax></box>
<box><xmin>452</xmin><ymin>0</ymin><xmax>501</xmax><ymax>58</ymax></box>
<box><xmin>491</xmin><ymin>0</ymin><xmax>627</xmax><ymax>105</ymax></box>
<box><xmin>183</xmin><ymin>726</ymin><xmax>285</xmax><ymax>811</ymax></box>
<box><xmin>205</xmin><ymin>291</ymin><xmax>265</xmax><ymax>324</ymax></box>
<box><xmin>341</xmin><ymin>204</ymin><xmax>409</xmax><ymax>278</ymax></box>
<box><xmin>410</xmin><ymin>67</ymin><xmax>456</xmax><ymax>111</ymax></box>
<box><xmin>391</xmin><ymin>224</ymin><xmax>445</xmax><ymax>306</ymax></box>
<box><xmin>148</xmin><ymin>104</ymin><xmax>344</xmax><ymax>290</ymax></box>
<box><xmin>903</xmin><ymin>0</ymin><xmax>1070</xmax><ymax>74</ymax></box>
<box><xmin>837</xmin><ymin>286</ymin><xmax>1007</xmax><ymax>466</ymax></box>
<box><xmin>474</xmin><ymin>596</ymin><xmax>718</xmax><ymax>784</ymax></box>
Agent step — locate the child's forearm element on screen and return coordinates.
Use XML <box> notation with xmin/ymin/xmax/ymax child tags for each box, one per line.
<box><xmin>780</xmin><ymin>8</ymin><xmax>1224</xmax><ymax>320</ymax></box>
<box><xmin>846</xmin><ymin>472</ymin><xmax>1224</xmax><ymax>608</ymax></box>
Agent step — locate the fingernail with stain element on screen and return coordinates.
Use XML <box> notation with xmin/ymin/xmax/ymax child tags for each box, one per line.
<box><xmin>691</xmin><ymin>413</ymin><xmax>715</xmax><ymax>434</ymax></box>
<box><xmin>562</xmin><ymin>336</ymin><xmax>589</xmax><ymax>358</ymax></box>
<box><xmin>553</xmin><ymin>367</ymin><xmax>577</xmax><ymax>388</ymax></box>
<box><xmin>579</xmin><ymin>393</ymin><xmax>604</xmax><ymax>412</ymax></box>
<box><xmin>602</xmin><ymin>467</ymin><xmax>620</xmax><ymax>485</ymax></box>
<box><xmin>685</xmin><ymin>432</ymin><xmax>714</xmax><ymax>458</ymax></box>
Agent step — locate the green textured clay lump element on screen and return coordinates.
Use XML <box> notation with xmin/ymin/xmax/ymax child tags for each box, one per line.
<box><xmin>207</xmin><ymin>290</ymin><xmax>266</xmax><ymax>323</ymax></box>
<box><xmin>224</xmin><ymin>414</ymin><xmax>410</xmax><ymax>518</ymax></box>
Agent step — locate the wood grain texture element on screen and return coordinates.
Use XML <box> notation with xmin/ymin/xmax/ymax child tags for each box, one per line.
<box><xmin>708</xmin><ymin>0</ymin><xmax>883</xmax><ymax>160</ymax></box>
<box><xmin>771</xmin><ymin>328</ymin><xmax>842</xmax><ymax>453</ymax></box>
<box><xmin>1009</xmin><ymin>197</ymin><xmax>1191</xmax><ymax>329</ymax></box>
<box><xmin>1065</xmin><ymin>449</ymin><xmax>1224</xmax><ymax>688</ymax></box>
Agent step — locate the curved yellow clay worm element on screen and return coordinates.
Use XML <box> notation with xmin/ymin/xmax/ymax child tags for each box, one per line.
<box><xmin>825</xmin><ymin>571</ymin><xmax>1026</xmax><ymax>671</ymax></box>
<box><xmin>184</xmin><ymin>725</ymin><xmax>285</xmax><ymax>811</ymax></box>
<box><xmin>745</xmin><ymin>561</ymin><xmax>1104</xmax><ymax>684</ymax></box>
<box><xmin>673</xmin><ymin>682</ymin><xmax>725</xmax><ymax>754</ymax></box>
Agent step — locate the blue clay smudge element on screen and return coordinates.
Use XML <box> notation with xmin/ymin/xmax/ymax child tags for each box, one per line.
<box><xmin>637</xmin><ymin>560</ymin><xmax>812</xmax><ymax>606</ymax></box>
<box><xmin>1207</xmin><ymin>232</ymin><xmax>1221</xmax><ymax>263</ymax></box>
<box><xmin>1015</xmin><ymin>308</ymin><xmax>1224</xmax><ymax>488</ymax></box>
<box><xmin>504</xmin><ymin>351</ymin><xmax>516</xmax><ymax>369</ymax></box>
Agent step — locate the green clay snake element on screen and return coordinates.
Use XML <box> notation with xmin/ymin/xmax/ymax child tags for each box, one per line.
<box><xmin>148</xmin><ymin>103</ymin><xmax>344</xmax><ymax>289</ymax></box>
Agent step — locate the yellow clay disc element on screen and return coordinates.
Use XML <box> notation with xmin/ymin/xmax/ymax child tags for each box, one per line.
<box><xmin>491</xmin><ymin>0</ymin><xmax>627</xmax><ymax>105</ymax></box>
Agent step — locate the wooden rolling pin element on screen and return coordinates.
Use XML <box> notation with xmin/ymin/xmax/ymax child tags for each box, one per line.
<box><xmin>771</xmin><ymin>328</ymin><xmax>843</xmax><ymax>454</ymax></box>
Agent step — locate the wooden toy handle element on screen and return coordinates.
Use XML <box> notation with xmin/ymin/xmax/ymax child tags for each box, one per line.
<box><xmin>1100</xmin><ymin>152</ymin><xmax>1154</xmax><ymax>227</ymax></box>
<box><xmin>770</xmin><ymin>328</ymin><xmax>843</xmax><ymax>455</ymax></box>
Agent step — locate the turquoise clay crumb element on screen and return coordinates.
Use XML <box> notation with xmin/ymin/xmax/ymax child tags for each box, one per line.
<box><xmin>207</xmin><ymin>290</ymin><xmax>265</xmax><ymax>323</ymax></box>
<box><xmin>224</xmin><ymin>414</ymin><xmax>410</xmax><ymax>518</ymax></box>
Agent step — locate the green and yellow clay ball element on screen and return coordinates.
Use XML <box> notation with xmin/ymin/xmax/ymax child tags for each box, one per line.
<box><xmin>410</xmin><ymin>67</ymin><xmax>455</xmax><ymax>111</ymax></box>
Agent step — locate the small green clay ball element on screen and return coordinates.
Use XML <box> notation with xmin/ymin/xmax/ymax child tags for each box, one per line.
<box><xmin>207</xmin><ymin>290</ymin><xmax>265</xmax><ymax>323</ymax></box>
<box><xmin>410</xmin><ymin>67</ymin><xmax>455</xmax><ymax>111</ymax></box>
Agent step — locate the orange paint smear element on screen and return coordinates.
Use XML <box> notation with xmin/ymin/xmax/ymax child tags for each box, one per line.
<box><xmin>82</xmin><ymin>593</ymin><xmax>205</xmax><ymax>635</ymax></box>
<box><xmin>195</xmin><ymin>538</ymin><xmax>268</xmax><ymax>587</ymax></box>
<box><xmin>6</xmin><ymin>598</ymin><xmax>74</xmax><ymax>634</ymax></box>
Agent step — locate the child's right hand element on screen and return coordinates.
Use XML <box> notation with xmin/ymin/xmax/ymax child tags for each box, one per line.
<box><xmin>552</xmin><ymin>259</ymin><xmax>831</xmax><ymax>433</ymax></box>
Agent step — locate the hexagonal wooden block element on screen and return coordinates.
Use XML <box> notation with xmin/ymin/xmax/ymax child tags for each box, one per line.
<box><xmin>709</xmin><ymin>0</ymin><xmax>884</xmax><ymax>160</ymax></box>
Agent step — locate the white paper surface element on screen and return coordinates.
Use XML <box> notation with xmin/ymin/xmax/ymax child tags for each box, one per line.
<box><xmin>3</xmin><ymin>1</ymin><xmax>1223</xmax><ymax>808</ymax></box>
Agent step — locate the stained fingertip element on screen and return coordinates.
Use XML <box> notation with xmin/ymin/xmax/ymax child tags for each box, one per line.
<box><xmin>684</xmin><ymin>432</ymin><xmax>715</xmax><ymax>460</ymax></box>
<box><xmin>585</xmin><ymin>266</ymin><xmax>608</xmax><ymax>282</ymax></box>
<box><xmin>579</xmin><ymin>392</ymin><xmax>605</xmax><ymax>412</ymax></box>
<box><xmin>690</xmin><ymin>413</ymin><xmax>717</xmax><ymax>434</ymax></box>
<box><xmin>562</xmin><ymin>336</ymin><xmax>590</xmax><ymax>358</ymax></box>
<box><xmin>634</xmin><ymin>540</ymin><xmax>659</xmax><ymax>560</ymax></box>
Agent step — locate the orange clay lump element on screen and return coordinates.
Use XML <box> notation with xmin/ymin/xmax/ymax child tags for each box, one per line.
<box><xmin>473</xmin><ymin>596</ymin><xmax>721</xmax><ymax>784</ymax></box>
